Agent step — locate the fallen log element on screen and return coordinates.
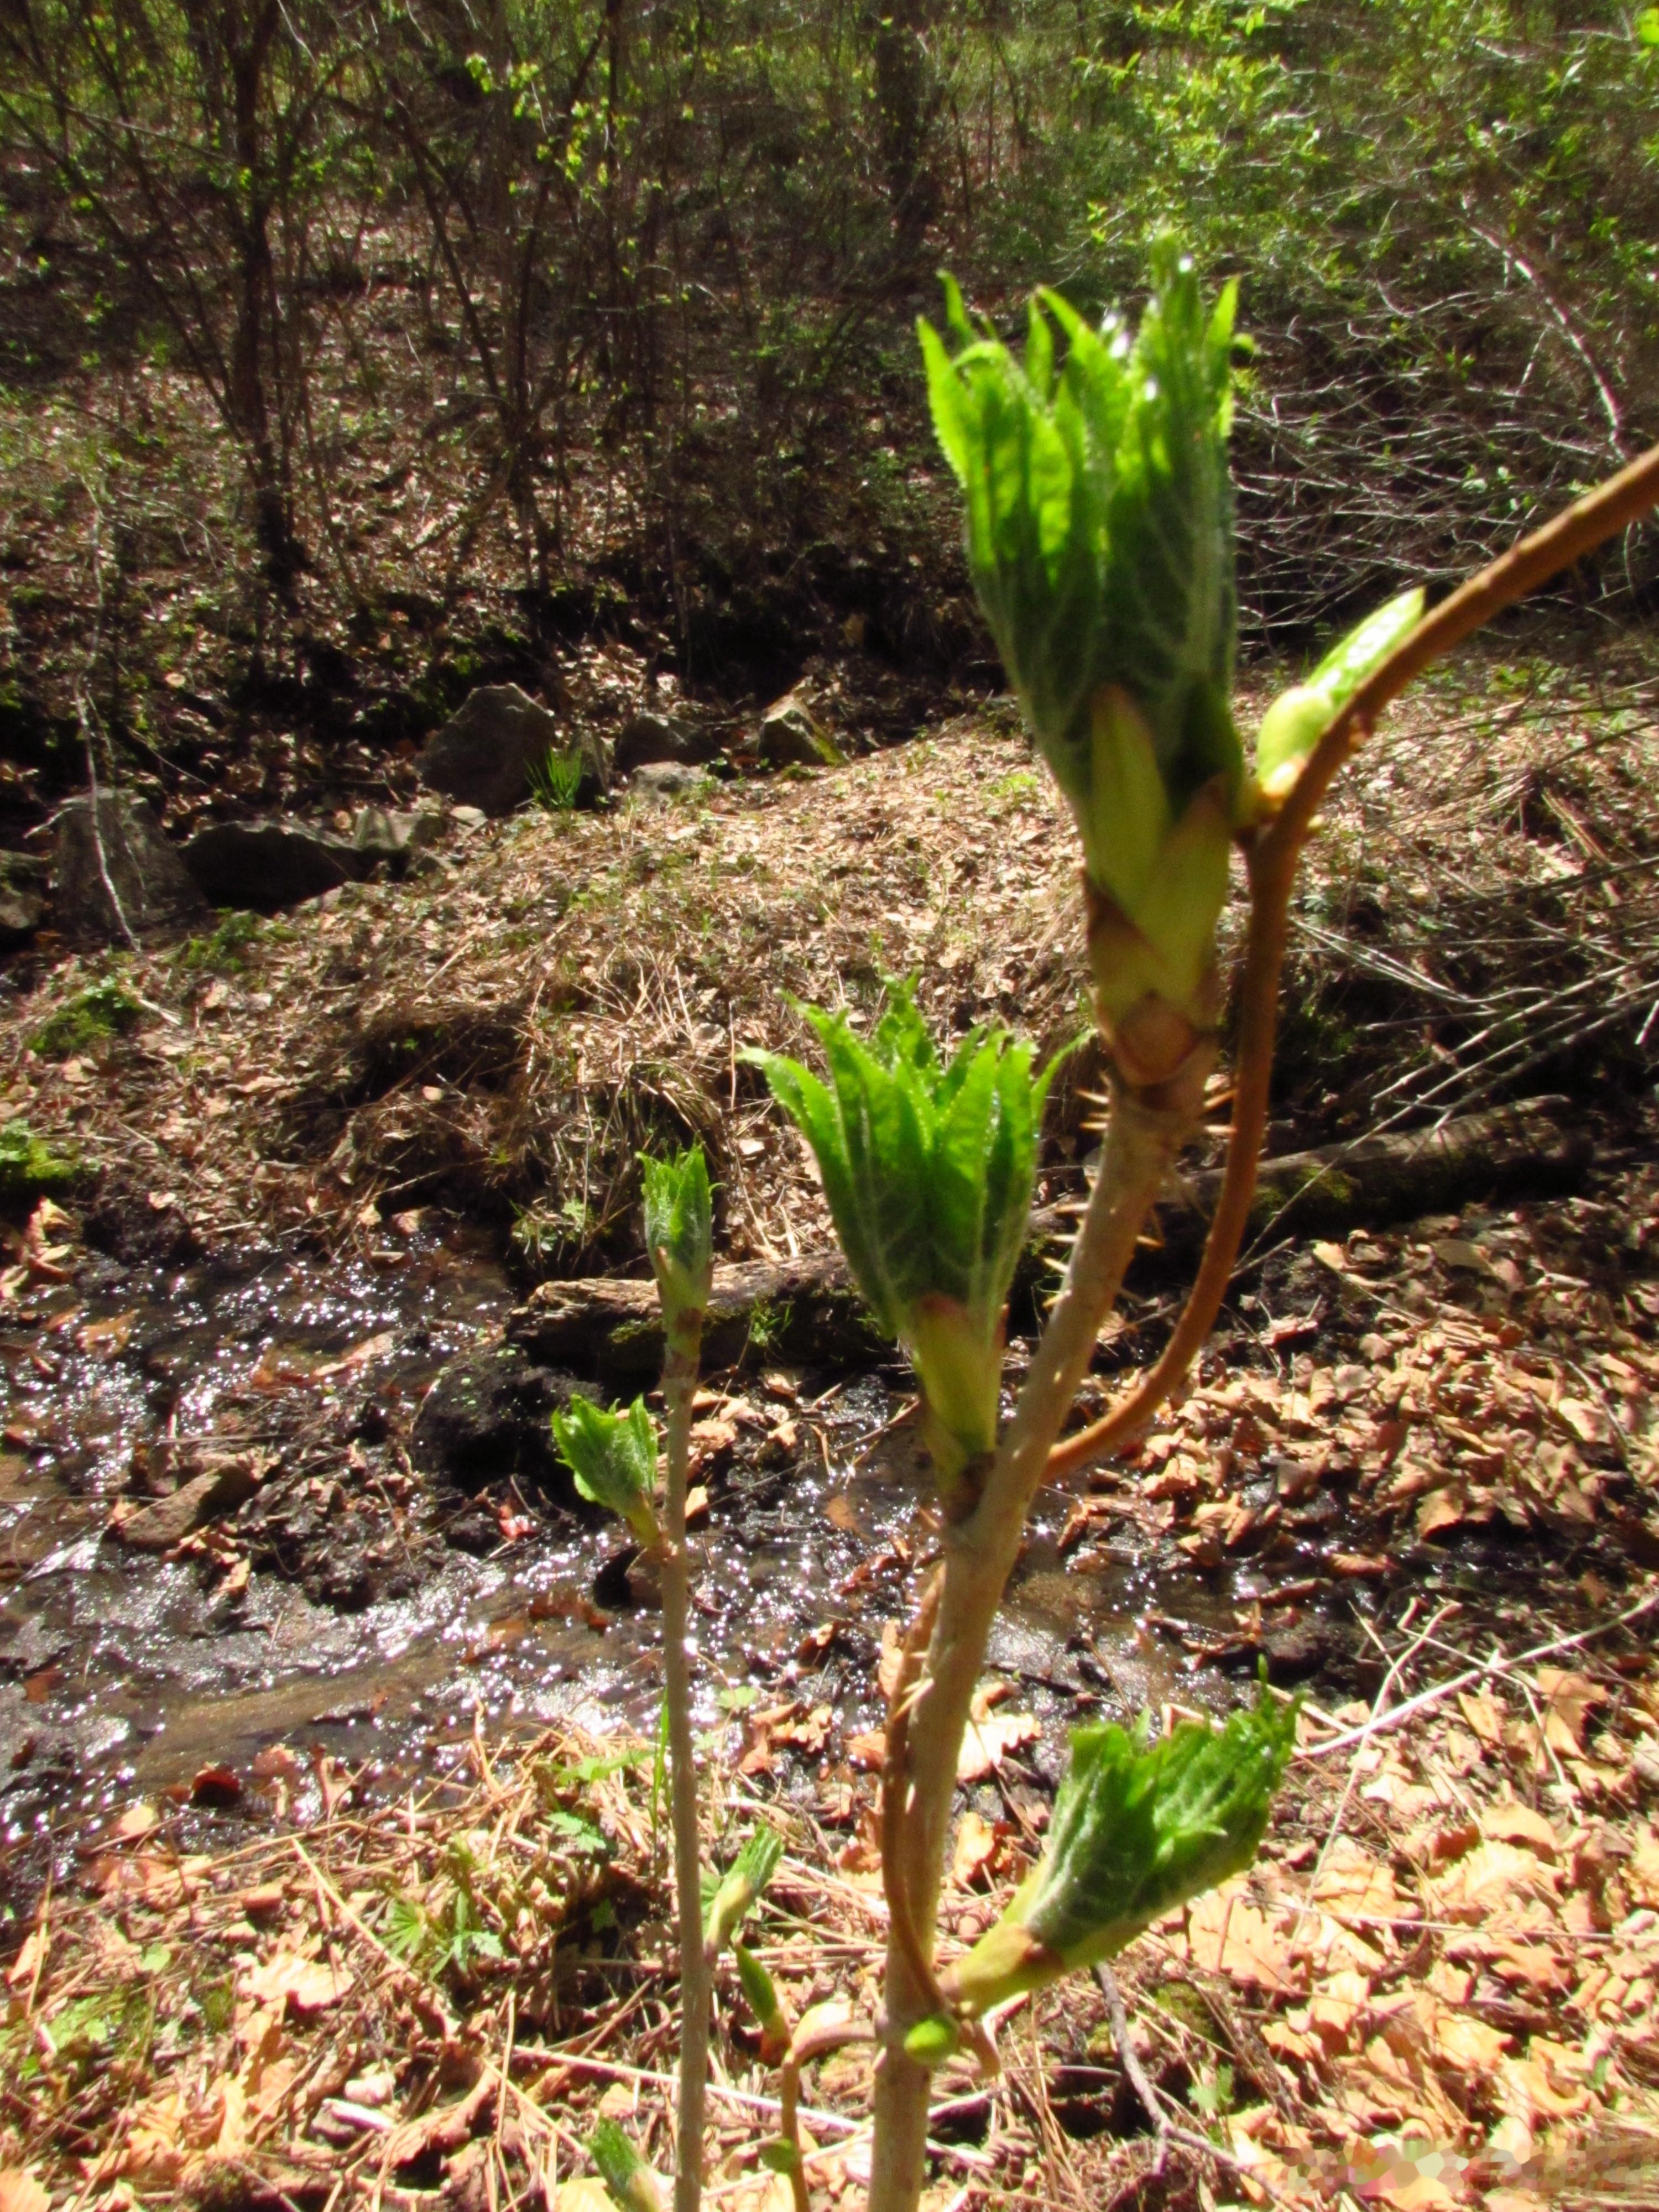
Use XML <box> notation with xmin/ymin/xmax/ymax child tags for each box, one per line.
<box><xmin>506</xmin><ymin>1094</ymin><xmax>1590</xmax><ymax>1386</ymax></box>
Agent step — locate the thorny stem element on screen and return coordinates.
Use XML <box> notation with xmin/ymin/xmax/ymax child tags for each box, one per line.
<box><xmin>661</xmin><ymin>1313</ymin><xmax>711</xmax><ymax>2212</ymax></box>
<box><xmin>1048</xmin><ymin>435</ymin><xmax>1659</xmax><ymax>1481</ymax></box>
<box><xmin>868</xmin><ymin>1083</ymin><xmax>1194</xmax><ymax>2212</ymax></box>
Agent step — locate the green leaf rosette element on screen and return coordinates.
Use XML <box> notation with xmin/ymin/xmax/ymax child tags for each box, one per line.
<box><xmin>550</xmin><ymin>1395</ymin><xmax>661</xmax><ymax>1547</ymax></box>
<box><xmin>924</xmin><ymin>1683</ymin><xmax>1296</xmax><ymax>2028</ymax></box>
<box><xmin>921</xmin><ymin>241</ymin><xmax>1241</xmax><ymax>1097</ymax></box>
<box><xmin>747</xmin><ymin>988</ymin><xmax>1053</xmax><ymax>1489</ymax></box>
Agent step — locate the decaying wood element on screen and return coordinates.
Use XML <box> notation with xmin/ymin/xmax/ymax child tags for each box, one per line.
<box><xmin>508</xmin><ymin>1094</ymin><xmax>1589</xmax><ymax>1383</ymax></box>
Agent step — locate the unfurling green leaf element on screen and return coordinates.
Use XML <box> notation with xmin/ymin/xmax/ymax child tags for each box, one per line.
<box><xmin>550</xmin><ymin>1396</ymin><xmax>660</xmax><ymax>1545</ymax></box>
<box><xmin>940</xmin><ymin>1682</ymin><xmax>1296</xmax><ymax>2017</ymax></box>
<box><xmin>921</xmin><ymin>243</ymin><xmax>1241</xmax><ymax>1051</ymax></box>
<box><xmin>1253</xmin><ymin>586</ymin><xmax>1425</xmax><ymax>801</ymax></box>
<box><xmin>640</xmin><ymin>1143</ymin><xmax>714</xmax><ymax>1327</ymax></box>
<box><xmin>705</xmin><ymin>1824</ymin><xmax>785</xmax><ymax>1960</ymax></box>
<box><xmin>587</xmin><ymin>2119</ymin><xmax>665</xmax><ymax>2212</ymax></box>
<box><xmin>746</xmin><ymin>987</ymin><xmax>1055</xmax><ymax>1484</ymax></box>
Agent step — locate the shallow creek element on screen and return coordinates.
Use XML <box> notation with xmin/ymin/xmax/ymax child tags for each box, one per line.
<box><xmin>0</xmin><ymin>1231</ymin><xmax>1455</xmax><ymax>1860</ymax></box>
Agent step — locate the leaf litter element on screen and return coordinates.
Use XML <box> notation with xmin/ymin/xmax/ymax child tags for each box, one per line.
<box><xmin>1</xmin><ymin>664</ymin><xmax>1658</xmax><ymax>2203</ymax></box>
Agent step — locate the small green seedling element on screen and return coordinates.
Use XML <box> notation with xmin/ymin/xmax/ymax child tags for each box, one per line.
<box><xmin>703</xmin><ymin>1824</ymin><xmax>784</xmax><ymax>1962</ymax></box>
<box><xmin>588</xmin><ymin>2118</ymin><xmax>665</xmax><ymax>2212</ymax></box>
<box><xmin>529</xmin><ymin>748</ymin><xmax>584</xmax><ymax>813</ymax></box>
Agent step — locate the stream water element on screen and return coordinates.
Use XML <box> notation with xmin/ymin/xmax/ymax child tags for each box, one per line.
<box><xmin>0</xmin><ymin>1228</ymin><xmax>1500</xmax><ymax>1873</ymax></box>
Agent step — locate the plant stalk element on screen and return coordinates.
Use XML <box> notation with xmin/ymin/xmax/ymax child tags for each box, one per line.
<box><xmin>1045</xmin><ymin>436</ymin><xmax>1659</xmax><ymax>1483</ymax></box>
<box><xmin>661</xmin><ymin>1314</ymin><xmax>711</xmax><ymax>2212</ymax></box>
<box><xmin>866</xmin><ymin>1082</ymin><xmax>1194</xmax><ymax>2212</ymax></box>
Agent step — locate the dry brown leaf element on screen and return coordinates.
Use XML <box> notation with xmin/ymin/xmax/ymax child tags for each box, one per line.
<box><xmin>1536</xmin><ymin>1667</ymin><xmax>1607</xmax><ymax>1753</ymax></box>
<box><xmin>1430</xmin><ymin>2009</ymin><xmax>1510</xmax><ymax>2074</ymax></box>
<box><xmin>956</xmin><ymin>1700</ymin><xmax>1037</xmax><ymax>1784</ymax></box>
<box><xmin>1480</xmin><ymin>1803</ymin><xmax>1561</xmax><ymax>1858</ymax></box>
<box><xmin>1183</xmin><ymin>1886</ymin><xmax>1298</xmax><ymax>1992</ymax></box>
<box><xmin>1457</xmin><ymin>1689</ymin><xmax>1506</xmax><ymax>1747</ymax></box>
<box><xmin>949</xmin><ymin>1811</ymin><xmax>1000</xmax><ymax>1890</ymax></box>
<box><xmin>844</xmin><ymin>1729</ymin><xmax>886</xmax><ymax>1771</ymax></box>
<box><xmin>1416</xmin><ymin>1487</ymin><xmax>1465</xmax><ymax>1539</ymax></box>
<box><xmin>243</xmin><ymin>1950</ymin><xmax>349</xmax><ymax>2016</ymax></box>
<box><xmin>0</xmin><ymin>2172</ymin><xmax>49</xmax><ymax>2212</ymax></box>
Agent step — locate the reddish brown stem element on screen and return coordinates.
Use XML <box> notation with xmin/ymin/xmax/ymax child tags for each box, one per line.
<box><xmin>1045</xmin><ymin>438</ymin><xmax>1659</xmax><ymax>1486</ymax></box>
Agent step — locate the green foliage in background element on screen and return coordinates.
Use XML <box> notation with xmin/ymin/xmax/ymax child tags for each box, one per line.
<box><xmin>30</xmin><ymin>979</ymin><xmax>140</xmax><ymax>1060</ymax></box>
<box><xmin>0</xmin><ymin>1119</ymin><xmax>76</xmax><ymax>1203</ymax></box>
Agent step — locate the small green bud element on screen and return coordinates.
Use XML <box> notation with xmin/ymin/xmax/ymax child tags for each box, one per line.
<box><xmin>902</xmin><ymin>2013</ymin><xmax>962</xmax><ymax>2066</ymax></box>
<box><xmin>704</xmin><ymin>1824</ymin><xmax>784</xmax><ymax>1960</ymax></box>
<box><xmin>1254</xmin><ymin>586</ymin><xmax>1425</xmax><ymax>802</ymax></box>
<box><xmin>734</xmin><ymin>1940</ymin><xmax>789</xmax><ymax>2055</ymax></box>
<box><xmin>746</xmin><ymin>987</ymin><xmax>1057</xmax><ymax>1485</ymax></box>
<box><xmin>587</xmin><ymin>2120</ymin><xmax>665</xmax><ymax>2212</ymax></box>
<box><xmin>640</xmin><ymin>1144</ymin><xmax>714</xmax><ymax>1326</ymax></box>
<box><xmin>550</xmin><ymin>1395</ymin><xmax>660</xmax><ymax>1546</ymax></box>
<box><xmin>941</xmin><ymin>1683</ymin><xmax>1297</xmax><ymax>2017</ymax></box>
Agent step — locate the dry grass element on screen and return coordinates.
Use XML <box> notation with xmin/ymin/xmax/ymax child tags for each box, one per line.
<box><xmin>2</xmin><ymin>642</ymin><xmax>1656</xmax><ymax>1293</ymax></box>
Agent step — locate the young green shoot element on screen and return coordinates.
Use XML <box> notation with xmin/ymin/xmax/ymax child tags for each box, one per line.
<box><xmin>550</xmin><ymin>1396</ymin><xmax>661</xmax><ymax>1548</ymax></box>
<box><xmin>910</xmin><ymin>1684</ymin><xmax>1296</xmax><ymax>2050</ymax></box>
<box><xmin>748</xmin><ymin>987</ymin><xmax>1053</xmax><ymax>1488</ymax></box>
<box><xmin>921</xmin><ymin>241</ymin><xmax>1241</xmax><ymax>1094</ymax></box>
<box><xmin>637</xmin><ymin>1143</ymin><xmax>716</xmax><ymax>2212</ymax></box>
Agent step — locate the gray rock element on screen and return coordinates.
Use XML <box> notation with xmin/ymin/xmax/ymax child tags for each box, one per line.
<box><xmin>630</xmin><ymin>761</ymin><xmax>711</xmax><ymax>801</ymax></box>
<box><xmin>351</xmin><ymin>805</ymin><xmax>445</xmax><ymax>869</ymax></box>
<box><xmin>614</xmin><ymin>711</ymin><xmax>699</xmax><ymax>776</ymax></box>
<box><xmin>416</xmin><ymin>684</ymin><xmax>609</xmax><ymax>817</ymax></box>
<box><xmin>181</xmin><ymin>820</ymin><xmax>369</xmax><ymax>912</ymax></box>
<box><xmin>53</xmin><ymin>792</ymin><xmax>208</xmax><ymax>945</ymax></box>
<box><xmin>0</xmin><ymin>853</ymin><xmax>45</xmax><ymax>947</ymax></box>
<box><xmin>411</xmin><ymin>1342</ymin><xmax>589</xmax><ymax>1500</ymax></box>
<box><xmin>757</xmin><ymin>691</ymin><xmax>841</xmax><ymax>769</ymax></box>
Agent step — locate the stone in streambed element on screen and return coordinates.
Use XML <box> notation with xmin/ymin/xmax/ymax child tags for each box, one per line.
<box><xmin>109</xmin><ymin>1451</ymin><xmax>270</xmax><ymax>1550</ymax></box>
<box><xmin>0</xmin><ymin>853</ymin><xmax>45</xmax><ymax>947</ymax></box>
<box><xmin>417</xmin><ymin>685</ymin><xmax>609</xmax><ymax>817</ymax></box>
<box><xmin>757</xmin><ymin>691</ymin><xmax>841</xmax><ymax>769</ymax></box>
